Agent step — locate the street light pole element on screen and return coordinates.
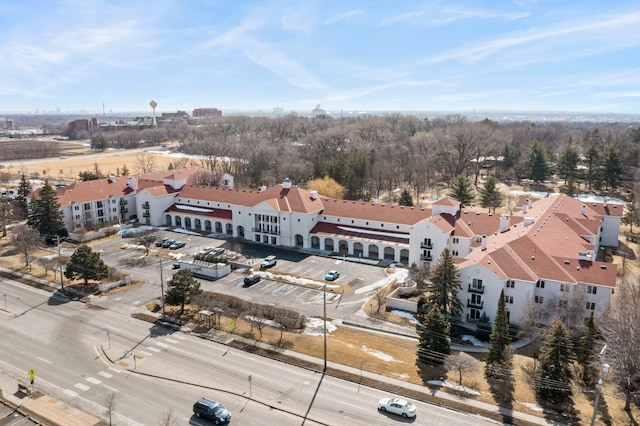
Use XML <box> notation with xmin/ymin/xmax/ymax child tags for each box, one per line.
<box><xmin>590</xmin><ymin>345</ymin><xmax>610</xmax><ymax>426</ymax></box>
<box><xmin>159</xmin><ymin>257</ymin><xmax>166</xmax><ymax>319</ymax></box>
<box><xmin>57</xmin><ymin>235</ymin><xmax>64</xmax><ymax>289</ymax></box>
<box><xmin>323</xmin><ymin>282</ymin><xmax>327</xmax><ymax>372</ymax></box>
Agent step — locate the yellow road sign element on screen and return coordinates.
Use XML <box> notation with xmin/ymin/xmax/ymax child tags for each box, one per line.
<box><xmin>28</xmin><ymin>369</ymin><xmax>36</xmax><ymax>380</ymax></box>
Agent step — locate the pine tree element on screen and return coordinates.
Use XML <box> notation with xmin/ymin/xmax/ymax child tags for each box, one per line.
<box><xmin>485</xmin><ymin>290</ymin><xmax>512</xmax><ymax>377</ymax></box>
<box><xmin>426</xmin><ymin>248</ymin><xmax>463</xmax><ymax>328</ymax></box>
<box><xmin>447</xmin><ymin>174</ymin><xmax>475</xmax><ymax>206</ymax></box>
<box><xmin>577</xmin><ymin>312</ymin><xmax>598</xmax><ymax>386</ymax></box>
<box><xmin>398</xmin><ymin>189</ymin><xmax>414</xmax><ymax>206</ymax></box>
<box><xmin>556</xmin><ymin>140</ymin><xmax>580</xmax><ymax>185</ymax></box>
<box><xmin>165</xmin><ymin>269</ymin><xmax>203</xmax><ymax>315</ymax></box>
<box><xmin>602</xmin><ymin>145</ymin><xmax>623</xmax><ymax>190</ymax></box>
<box><xmin>528</xmin><ymin>141</ymin><xmax>550</xmax><ymax>184</ymax></box>
<box><xmin>14</xmin><ymin>174</ymin><xmax>33</xmax><ymax>220</ymax></box>
<box><xmin>536</xmin><ymin>320</ymin><xmax>575</xmax><ymax>403</ymax></box>
<box><xmin>478</xmin><ymin>176</ymin><xmax>503</xmax><ymax>214</ymax></box>
<box><xmin>583</xmin><ymin>143</ymin><xmax>601</xmax><ymax>190</ymax></box>
<box><xmin>417</xmin><ymin>305</ymin><xmax>450</xmax><ymax>365</ymax></box>
<box><xmin>64</xmin><ymin>244</ymin><xmax>109</xmax><ymax>285</ymax></box>
<box><xmin>32</xmin><ymin>180</ymin><xmax>67</xmax><ymax>241</ymax></box>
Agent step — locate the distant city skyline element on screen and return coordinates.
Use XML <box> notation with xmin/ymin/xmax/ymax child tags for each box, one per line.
<box><xmin>1</xmin><ymin>1</ymin><xmax>639</xmax><ymax>115</ymax></box>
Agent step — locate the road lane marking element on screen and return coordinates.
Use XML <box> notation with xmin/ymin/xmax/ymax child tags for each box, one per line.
<box><xmin>64</xmin><ymin>389</ymin><xmax>78</xmax><ymax>397</ymax></box>
<box><xmin>37</xmin><ymin>357</ymin><xmax>51</xmax><ymax>364</ymax></box>
<box><xmin>165</xmin><ymin>338</ymin><xmax>179</xmax><ymax>344</ymax></box>
<box><xmin>86</xmin><ymin>377</ymin><xmax>101</xmax><ymax>385</ymax></box>
<box><xmin>139</xmin><ymin>351</ymin><xmax>153</xmax><ymax>357</ymax></box>
<box><xmin>147</xmin><ymin>347</ymin><xmax>161</xmax><ymax>353</ymax></box>
<box><xmin>98</xmin><ymin>371</ymin><xmax>113</xmax><ymax>378</ymax></box>
<box><xmin>74</xmin><ymin>383</ymin><xmax>90</xmax><ymax>391</ymax></box>
<box><xmin>102</xmin><ymin>384</ymin><xmax>119</xmax><ymax>392</ymax></box>
<box><xmin>156</xmin><ymin>342</ymin><xmax>169</xmax><ymax>348</ymax></box>
<box><xmin>93</xmin><ymin>345</ymin><xmax>111</xmax><ymax>368</ymax></box>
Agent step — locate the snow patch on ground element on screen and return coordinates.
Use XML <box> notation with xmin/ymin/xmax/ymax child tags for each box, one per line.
<box><xmin>122</xmin><ymin>244</ymin><xmax>146</xmax><ymax>251</ymax></box>
<box><xmin>172</xmin><ymin>227</ymin><xmax>203</xmax><ymax>236</ymax></box>
<box><xmin>303</xmin><ymin>317</ymin><xmax>337</xmax><ymax>336</ymax></box>
<box><xmin>461</xmin><ymin>335</ymin><xmax>489</xmax><ymax>347</ymax></box>
<box><xmin>362</xmin><ymin>345</ymin><xmax>396</xmax><ymax>362</ymax></box>
<box><xmin>245</xmin><ymin>315</ymin><xmax>282</xmax><ymax>328</ymax></box>
<box><xmin>428</xmin><ymin>380</ymin><xmax>481</xmax><ymax>395</ymax></box>
<box><xmin>390</xmin><ymin>310</ymin><xmax>419</xmax><ymax>325</ymax></box>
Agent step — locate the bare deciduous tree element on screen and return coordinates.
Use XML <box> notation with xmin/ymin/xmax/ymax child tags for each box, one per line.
<box><xmin>105</xmin><ymin>391</ymin><xmax>118</xmax><ymax>425</ymax></box>
<box><xmin>12</xmin><ymin>225</ymin><xmax>42</xmax><ymax>267</ymax></box>
<box><xmin>136</xmin><ymin>152</ymin><xmax>155</xmax><ymax>174</ymax></box>
<box><xmin>603</xmin><ymin>277</ymin><xmax>640</xmax><ymax>411</ymax></box>
<box><xmin>444</xmin><ymin>352</ymin><xmax>480</xmax><ymax>386</ymax></box>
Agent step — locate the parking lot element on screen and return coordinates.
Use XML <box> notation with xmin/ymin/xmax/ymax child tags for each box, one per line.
<box><xmin>90</xmin><ymin>230</ymin><xmax>397</xmax><ymax>319</ymax></box>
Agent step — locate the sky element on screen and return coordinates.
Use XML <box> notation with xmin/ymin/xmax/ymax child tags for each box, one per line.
<box><xmin>1</xmin><ymin>0</ymin><xmax>639</xmax><ymax>115</ymax></box>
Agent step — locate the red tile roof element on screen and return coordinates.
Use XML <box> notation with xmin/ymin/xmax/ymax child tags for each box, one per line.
<box><xmin>309</xmin><ymin>222</ymin><xmax>410</xmax><ymax>244</ymax></box>
<box><xmin>319</xmin><ymin>198</ymin><xmax>433</xmax><ymax>225</ymax></box>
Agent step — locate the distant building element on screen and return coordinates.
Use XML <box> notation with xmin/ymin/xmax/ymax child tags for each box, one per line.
<box><xmin>192</xmin><ymin>108</ymin><xmax>222</xmax><ymax>118</ymax></box>
<box><xmin>68</xmin><ymin>118</ymin><xmax>99</xmax><ymax>135</ymax></box>
<box><xmin>5</xmin><ymin>119</ymin><xmax>13</xmax><ymax>130</ymax></box>
<box><xmin>161</xmin><ymin>111</ymin><xmax>189</xmax><ymax>119</ymax></box>
<box><xmin>311</xmin><ymin>104</ymin><xmax>328</xmax><ymax>118</ymax></box>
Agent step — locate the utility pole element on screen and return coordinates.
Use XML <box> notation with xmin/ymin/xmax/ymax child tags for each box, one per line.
<box><xmin>57</xmin><ymin>235</ymin><xmax>64</xmax><ymax>289</ymax></box>
<box><xmin>323</xmin><ymin>282</ymin><xmax>327</xmax><ymax>372</ymax></box>
<box><xmin>159</xmin><ymin>257</ymin><xmax>166</xmax><ymax>319</ymax></box>
<box><xmin>590</xmin><ymin>345</ymin><xmax>610</xmax><ymax>426</ymax></box>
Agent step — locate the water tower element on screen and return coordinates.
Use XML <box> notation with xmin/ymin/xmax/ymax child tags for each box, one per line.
<box><xmin>150</xmin><ymin>100</ymin><xmax>158</xmax><ymax>127</ymax></box>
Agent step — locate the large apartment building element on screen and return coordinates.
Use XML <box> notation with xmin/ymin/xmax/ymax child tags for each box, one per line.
<box><xmin>43</xmin><ymin>169</ymin><xmax>623</xmax><ymax>328</ymax></box>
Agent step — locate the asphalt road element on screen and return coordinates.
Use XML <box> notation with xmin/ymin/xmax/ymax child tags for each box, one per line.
<box><xmin>0</xmin><ymin>277</ymin><xmax>499</xmax><ymax>426</ymax></box>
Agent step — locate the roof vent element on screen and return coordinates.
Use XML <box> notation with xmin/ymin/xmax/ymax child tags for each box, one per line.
<box><xmin>531</xmin><ymin>256</ymin><xmax>535</xmax><ymax>260</ymax></box>
<box><xmin>310</xmin><ymin>190</ymin><xmax>318</xmax><ymax>200</ymax></box>
<box><xmin>600</xmin><ymin>265</ymin><xmax>607</xmax><ymax>269</ymax></box>
<box><xmin>564</xmin><ymin>260</ymin><xmax>570</xmax><ymax>264</ymax></box>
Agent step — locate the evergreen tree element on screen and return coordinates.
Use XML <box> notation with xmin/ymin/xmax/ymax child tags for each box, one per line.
<box><xmin>90</xmin><ymin>134</ymin><xmax>107</xmax><ymax>151</ymax></box>
<box><xmin>485</xmin><ymin>290</ymin><xmax>512</xmax><ymax>377</ymax></box>
<box><xmin>165</xmin><ymin>269</ymin><xmax>202</xmax><ymax>315</ymax></box>
<box><xmin>64</xmin><ymin>244</ymin><xmax>109</xmax><ymax>285</ymax></box>
<box><xmin>475</xmin><ymin>312</ymin><xmax>492</xmax><ymax>341</ymax></box>
<box><xmin>447</xmin><ymin>174</ymin><xmax>475</xmax><ymax>206</ymax></box>
<box><xmin>15</xmin><ymin>174</ymin><xmax>32</xmax><ymax>220</ymax></box>
<box><xmin>622</xmin><ymin>196</ymin><xmax>640</xmax><ymax>233</ymax></box>
<box><xmin>417</xmin><ymin>305</ymin><xmax>450</xmax><ymax>365</ymax></box>
<box><xmin>32</xmin><ymin>180</ymin><xmax>67</xmax><ymax>240</ymax></box>
<box><xmin>398</xmin><ymin>189</ymin><xmax>414</xmax><ymax>206</ymax></box>
<box><xmin>577</xmin><ymin>312</ymin><xmax>598</xmax><ymax>386</ymax></box>
<box><xmin>602</xmin><ymin>145</ymin><xmax>623</xmax><ymax>190</ymax></box>
<box><xmin>582</xmin><ymin>143</ymin><xmax>601</xmax><ymax>190</ymax></box>
<box><xmin>528</xmin><ymin>141</ymin><xmax>550</xmax><ymax>184</ymax></box>
<box><xmin>426</xmin><ymin>248</ymin><xmax>463</xmax><ymax>328</ymax></box>
<box><xmin>556</xmin><ymin>141</ymin><xmax>580</xmax><ymax>185</ymax></box>
<box><xmin>536</xmin><ymin>320</ymin><xmax>575</xmax><ymax>403</ymax></box>
<box><xmin>478</xmin><ymin>176</ymin><xmax>503</xmax><ymax>214</ymax></box>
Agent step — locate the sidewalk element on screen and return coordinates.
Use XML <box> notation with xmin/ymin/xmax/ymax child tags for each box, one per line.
<box><xmin>0</xmin><ymin>370</ymin><xmax>102</xmax><ymax>426</ymax></box>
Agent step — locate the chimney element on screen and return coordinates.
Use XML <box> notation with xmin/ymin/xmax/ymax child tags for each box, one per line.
<box><xmin>481</xmin><ymin>235</ymin><xmax>487</xmax><ymax>251</ymax></box>
<box><xmin>108</xmin><ymin>175</ymin><xmax>116</xmax><ymax>183</ymax></box>
<box><xmin>524</xmin><ymin>217</ymin><xmax>534</xmax><ymax>227</ymax></box>
<box><xmin>282</xmin><ymin>178</ymin><xmax>292</xmax><ymax>189</ymax></box>
<box><xmin>500</xmin><ymin>215</ymin><xmax>510</xmax><ymax>233</ymax></box>
<box><xmin>373</xmin><ymin>197</ymin><xmax>379</xmax><ymax>204</ymax></box>
<box><xmin>528</xmin><ymin>198</ymin><xmax>532</xmax><ymax>209</ymax></box>
<box><xmin>310</xmin><ymin>190</ymin><xmax>318</xmax><ymax>200</ymax></box>
<box><xmin>581</xmin><ymin>204</ymin><xmax>586</xmax><ymax>216</ymax></box>
<box><xmin>260</xmin><ymin>185</ymin><xmax>267</xmax><ymax>192</ymax></box>
<box><xmin>603</xmin><ymin>199</ymin><xmax>607</xmax><ymax>208</ymax></box>
<box><xmin>522</xmin><ymin>202</ymin><xmax>527</xmax><ymax>214</ymax></box>
<box><xmin>127</xmin><ymin>176</ymin><xmax>137</xmax><ymax>191</ymax></box>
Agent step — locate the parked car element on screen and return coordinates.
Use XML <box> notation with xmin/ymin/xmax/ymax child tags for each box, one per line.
<box><xmin>172</xmin><ymin>261</ymin><xmax>181</xmax><ymax>269</ymax></box>
<box><xmin>161</xmin><ymin>239</ymin><xmax>175</xmax><ymax>248</ymax></box>
<box><xmin>325</xmin><ymin>270</ymin><xmax>340</xmax><ymax>281</ymax></box>
<box><xmin>243</xmin><ymin>274</ymin><xmax>261</xmax><ymax>287</ymax></box>
<box><xmin>193</xmin><ymin>397</ymin><xmax>231</xmax><ymax>424</ymax></box>
<box><xmin>155</xmin><ymin>238</ymin><xmax>168</xmax><ymax>247</ymax></box>
<box><xmin>260</xmin><ymin>255</ymin><xmax>277</xmax><ymax>270</ymax></box>
<box><xmin>169</xmin><ymin>241</ymin><xmax>186</xmax><ymax>250</ymax></box>
<box><xmin>378</xmin><ymin>397</ymin><xmax>417</xmax><ymax>418</ymax></box>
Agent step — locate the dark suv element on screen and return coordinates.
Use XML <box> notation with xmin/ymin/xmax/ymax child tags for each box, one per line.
<box><xmin>193</xmin><ymin>397</ymin><xmax>231</xmax><ymax>424</ymax></box>
<box><xmin>243</xmin><ymin>274</ymin><xmax>261</xmax><ymax>287</ymax></box>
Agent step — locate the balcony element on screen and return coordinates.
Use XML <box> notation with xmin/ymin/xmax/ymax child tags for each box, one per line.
<box><xmin>142</xmin><ymin>211</ymin><xmax>150</xmax><ymax>218</ymax></box>
<box><xmin>468</xmin><ymin>284</ymin><xmax>485</xmax><ymax>294</ymax></box>
<box><xmin>420</xmin><ymin>242</ymin><xmax>433</xmax><ymax>249</ymax></box>
<box><xmin>142</xmin><ymin>202</ymin><xmax>150</xmax><ymax>209</ymax></box>
<box><xmin>119</xmin><ymin>208</ymin><xmax>128</xmax><ymax>214</ymax></box>
<box><xmin>119</xmin><ymin>199</ymin><xmax>128</xmax><ymax>205</ymax></box>
<box><xmin>252</xmin><ymin>227</ymin><xmax>281</xmax><ymax>236</ymax></box>
<box><xmin>467</xmin><ymin>298</ymin><xmax>484</xmax><ymax>309</ymax></box>
<box><xmin>420</xmin><ymin>254</ymin><xmax>432</xmax><ymax>261</ymax></box>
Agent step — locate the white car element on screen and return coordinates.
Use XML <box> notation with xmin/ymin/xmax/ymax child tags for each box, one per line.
<box><xmin>378</xmin><ymin>397</ymin><xmax>417</xmax><ymax>418</ymax></box>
